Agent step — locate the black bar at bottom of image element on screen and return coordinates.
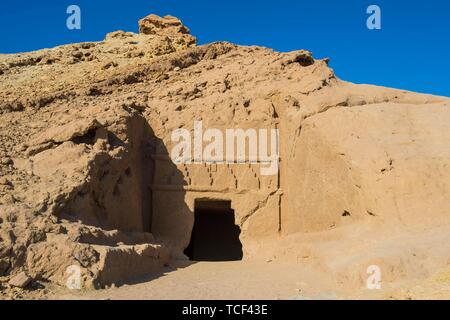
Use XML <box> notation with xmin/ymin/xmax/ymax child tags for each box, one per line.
<box><xmin>0</xmin><ymin>300</ymin><xmax>447</xmax><ymax>318</ymax></box>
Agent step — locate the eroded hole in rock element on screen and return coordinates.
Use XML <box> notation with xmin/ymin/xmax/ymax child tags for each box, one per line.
<box><xmin>294</xmin><ymin>54</ymin><xmax>315</xmax><ymax>67</ymax></box>
<box><xmin>184</xmin><ymin>200</ymin><xmax>243</xmax><ymax>262</ymax></box>
<box><xmin>72</xmin><ymin>128</ymin><xmax>97</xmax><ymax>145</ymax></box>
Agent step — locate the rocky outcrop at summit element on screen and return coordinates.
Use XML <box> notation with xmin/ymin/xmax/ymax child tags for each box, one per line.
<box><xmin>139</xmin><ymin>14</ymin><xmax>192</xmax><ymax>36</ymax></box>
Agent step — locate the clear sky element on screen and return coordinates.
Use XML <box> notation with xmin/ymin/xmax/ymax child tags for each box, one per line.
<box><xmin>0</xmin><ymin>0</ymin><xmax>449</xmax><ymax>96</ymax></box>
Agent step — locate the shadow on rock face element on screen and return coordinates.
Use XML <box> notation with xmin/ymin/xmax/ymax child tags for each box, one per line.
<box><xmin>16</xmin><ymin>107</ymin><xmax>193</xmax><ymax>289</ymax></box>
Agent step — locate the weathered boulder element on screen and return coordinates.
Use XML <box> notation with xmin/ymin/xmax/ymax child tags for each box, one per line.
<box><xmin>8</xmin><ymin>272</ymin><xmax>32</xmax><ymax>288</ymax></box>
<box><xmin>139</xmin><ymin>14</ymin><xmax>190</xmax><ymax>36</ymax></box>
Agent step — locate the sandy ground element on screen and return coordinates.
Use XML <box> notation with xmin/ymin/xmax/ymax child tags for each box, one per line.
<box><xmin>48</xmin><ymin>261</ymin><xmax>344</xmax><ymax>300</ymax></box>
<box><xmin>41</xmin><ymin>258</ymin><xmax>450</xmax><ymax>300</ymax></box>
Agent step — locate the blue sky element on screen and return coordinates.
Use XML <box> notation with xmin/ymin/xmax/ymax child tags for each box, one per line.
<box><xmin>0</xmin><ymin>0</ymin><xmax>449</xmax><ymax>96</ymax></box>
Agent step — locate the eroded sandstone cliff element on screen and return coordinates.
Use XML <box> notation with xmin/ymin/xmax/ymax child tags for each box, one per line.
<box><xmin>1</xmin><ymin>14</ymin><xmax>449</xmax><ymax>298</ymax></box>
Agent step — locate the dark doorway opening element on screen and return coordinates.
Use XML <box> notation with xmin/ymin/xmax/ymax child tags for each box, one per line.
<box><xmin>184</xmin><ymin>200</ymin><xmax>243</xmax><ymax>261</ymax></box>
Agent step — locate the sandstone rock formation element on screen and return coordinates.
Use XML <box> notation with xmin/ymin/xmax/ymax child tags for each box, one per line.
<box><xmin>0</xmin><ymin>14</ymin><xmax>449</xmax><ymax>297</ymax></box>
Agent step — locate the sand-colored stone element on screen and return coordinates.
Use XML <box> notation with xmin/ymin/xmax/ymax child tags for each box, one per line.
<box><xmin>8</xmin><ymin>272</ymin><xmax>31</xmax><ymax>288</ymax></box>
<box><xmin>0</xmin><ymin>14</ymin><xmax>449</xmax><ymax>298</ymax></box>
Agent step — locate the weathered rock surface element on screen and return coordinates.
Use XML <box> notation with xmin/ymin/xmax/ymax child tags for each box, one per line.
<box><xmin>8</xmin><ymin>272</ymin><xmax>31</xmax><ymax>288</ymax></box>
<box><xmin>0</xmin><ymin>13</ymin><xmax>449</xmax><ymax>297</ymax></box>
